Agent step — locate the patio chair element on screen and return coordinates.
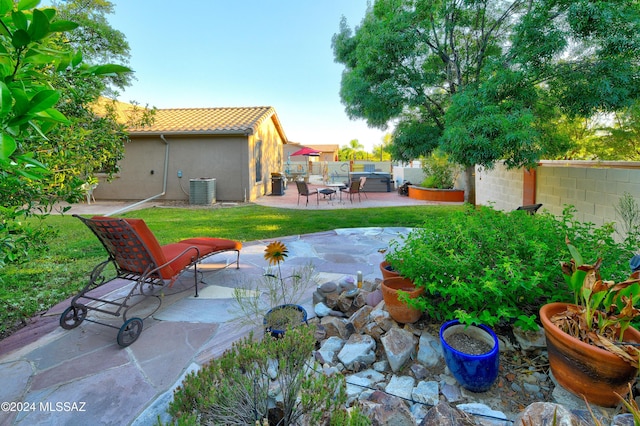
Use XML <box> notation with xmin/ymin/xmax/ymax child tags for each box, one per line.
<box><xmin>516</xmin><ymin>203</ymin><xmax>543</xmax><ymax>215</ymax></box>
<box><xmin>295</xmin><ymin>180</ymin><xmax>318</xmax><ymax>206</ymax></box>
<box><xmin>341</xmin><ymin>180</ymin><xmax>361</xmax><ymax>203</ymax></box>
<box><xmin>59</xmin><ymin>215</ymin><xmax>242</xmax><ymax>347</ymax></box>
<box><xmin>358</xmin><ymin>176</ymin><xmax>368</xmax><ymax>199</ymax></box>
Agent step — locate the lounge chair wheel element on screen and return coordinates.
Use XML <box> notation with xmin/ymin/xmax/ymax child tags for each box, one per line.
<box><xmin>59</xmin><ymin>305</ymin><xmax>88</xmax><ymax>330</ymax></box>
<box><xmin>117</xmin><ymin>317</ymin><xmax>143</xmax><ymax>347</ymax></box>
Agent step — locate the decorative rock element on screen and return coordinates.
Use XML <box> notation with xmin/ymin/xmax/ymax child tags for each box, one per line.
<box><xmin>512</xmin><ymin>326</ymin><xmax>546</xmax><ymax>351</ymax></box>
<box><xmin>313</xmin><ymin>324</ymin><xmax>327</xmax><ymax>341</ymax></box>
<box><xmin>337</xmin><ymin>294</ymin><xmax>354</xmax><ymax>313</ymax></box>
<box><xmin>325</xmin><ymin>292</ymin><xmax>339</xmax><ymax>309</ymax></box>
<box><xmin>320</xmin><ymin>316</ymin><xmax>348</xmax><ymax>339</ymax></box>
<box><xmin>410</xmin><ymin>362</ymin><xmax>429</xmax><ymax>380</ymax></box>
<box><xmin>512</xmin><ymin>402</ymin><xmax>587</xmax><ymax>426</ymax></box>
<box><xmin>373</xmin><ymin>311</ymin><xmax>395</xmax><ymax>332</ymax></box>
<box><xmin>362</xmin><ymin>322</ymin><xmax>385</xmax><ymax>341</ymax></box>
<box><xmin>412</xmin><ymin>381</ymin><xmax>439</xmax><ymax>406</ymax></box>
<box><xmin>385</xmin><ymin>375</ymin><xmax>415</xmax><ymax>401</ymax></box>
<box><xmin>417</xmin><ymin>332</ymin><xmax>444</xmax><ymax>368</ymax></box>
<box><xmin>362</xmin><ymin>279</ymin><xmax>378</xmax><ymax>292</ymax></box>
<box><xmin>339</xmin><ymin>276</ymin><xmax>356</xmax><ymax>291</ymax></box>
<box><xmin>337</xmin><ymin>333</ymin><xmax>377</xmax><ymax>370</ymax></box>
<box><xmin>381</xmin><ymin>327</ymin><xmax>417</xmax><ymax>372</ymax></box>
<box><xmin>319</xmin><ymin>281</ymin><xmax>338</xmax><ymax>294</ymax></box>
<box><xmin>353</xmin><ymin>291</ymin><xmax>367</xmax><ymax>307</ymax></box>
<box><xmin>457</xmin><ymin>403</ymin><xmax>507</xmax><ymax>426</ymax></box>
<box><xmin>366</xmin><ymin>289</ymin><xmax>383</xmax><ymax>307</ymax></box>
<box><xmin>362</xmin><ymin>391</ymin><xmax>415</xmax><ymax>426</ymax></box>
<box><xmin>420</xmin><ymin>401</ymin><xmax>476</xmax><ymax>426</ymax></box>
<box><xmin>350</xmin><ymin>368</ymin><xmax>386</xmax><ymax>386</ymax></box>
<box><xmin>345</xmin><ymin>375</ymin><xmax>371</xmax><ymax>401</ymax></box>
<box><xmin>317</xmin><ymin>336</ymin><xmax>345</xmax><ymax>364</ymax></box>
<box><xmin>312</xmin><ymin>290</ymin><xmax>325</xmax><ymax>305</ymax></box>
<box><xmin>314</xmin><ymin>302</ymin><xmax>332</xmax><ymax>317</ymax></box>
<box><xmin>348</xmin><ymin>305</ymin><xmax>373</xmax><ymax>330</ymax></box>
<box><xmin>497</xmin><ymin>336</ymin><xmax>516</xmax><ymax>352</ymax></box>
<box><xmin>373</xmin><ymin>360</ymin><xmax>388</xmax><ymax>372</ymax></box>
<box><xmin>441</xmin><ymin>383</ymin><xmax>463</xmax><ymax>403</ymax></box>
<box><xmin>267</xmin><ymin>358</ymin><xmax>278</xmax><ymax>379</ymax></box>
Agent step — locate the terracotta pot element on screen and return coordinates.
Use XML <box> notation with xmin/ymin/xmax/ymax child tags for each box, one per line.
<box><xmin>379</xmin><ymin>260</ymin><xmax>400</xmax><ymax>279</ymax></box>
<box><xmin>381</xmin><ymin>277</ymin><xmax>425</xmax><ymax>324</ymax></box>
<box><xmin>408</xmin><ymin>186</ymin><xmax>464</xmax><ymax>202</ymax></box>
<box><xmin>540</xmin><ymin>302</ymin><xmax>640</xmax><ymax>407</ymax></box>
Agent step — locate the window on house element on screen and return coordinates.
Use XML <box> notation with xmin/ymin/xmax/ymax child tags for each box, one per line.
<box><xmin>255</xmin><ymin>140</ymin><xmax>263</xmax><ymax>183</ymax></box>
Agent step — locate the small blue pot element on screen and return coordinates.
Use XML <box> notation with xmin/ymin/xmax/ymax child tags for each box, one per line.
<box><xmin>264</xmin><ymin>304</ymin><xmax>308</xmax><ymax>338</ymax></box>
<box><xmin>439</xmin><ymin>320</ymin><xmax>500</xmax><ymax>392</ymax></box>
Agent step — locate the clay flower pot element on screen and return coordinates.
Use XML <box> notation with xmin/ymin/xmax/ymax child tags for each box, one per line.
<box><xmin>381</xmin><ymin>277</ymin><xmax>424</xmax><ymax>324</ymax></box>
<box><xmin>379</xmin><ymin>260</ymin><xmax>400</xmax><ymax>279</ymax></box>
<box><xmin>540</xmin><ymin>302</ymin><xmax>640</xmax><ymax>407</ymax></box>
<box><xmin>439</xmin><ymin>320</ymin><xmax>500</xmax><ymax>392</ymax></box>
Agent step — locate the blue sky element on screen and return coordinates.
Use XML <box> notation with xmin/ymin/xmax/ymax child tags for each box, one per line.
<box><xmin>106</xmin><ymin>1</ymin><xmax>389</xmax><ymax>150</ymax></box>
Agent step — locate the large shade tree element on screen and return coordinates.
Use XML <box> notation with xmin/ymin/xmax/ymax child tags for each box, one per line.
<box><xmin>332</xmin><ymin>0</ymin><xmax>640</xmax><ymax>203</ymax></box>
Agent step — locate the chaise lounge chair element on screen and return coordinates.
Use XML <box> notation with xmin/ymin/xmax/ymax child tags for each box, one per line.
<box><xmin>59</xmin><ymin>215</ymin><xmax>242</xmax><ymax>347</ymax></box>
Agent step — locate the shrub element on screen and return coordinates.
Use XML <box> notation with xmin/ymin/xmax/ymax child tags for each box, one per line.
<box><xmin>385</xmin><ymin>205</ymin><xmax>639</xmax><ymax>330</ymax></box>
<box><xmin>166</xmin><ymin>325</ymin><xmax>347</xmax><ymax>425</ymax></box>
<box><xmin>420</xmin><ymin>150</ymin><xmax>461</xmax><ymax>189</ymax></box>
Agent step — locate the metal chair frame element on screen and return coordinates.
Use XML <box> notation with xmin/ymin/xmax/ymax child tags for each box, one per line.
<box><xmin>295</xmin><ymin>180</ymin><xmax>319</xmax><ymax>206</ymax></box>
<box><xmin>59</xmin><ymin>215</ymin><xmax>241</xmax><ymax>347</ymax></box>
<box><xmin>341</xmin><ymin>180</ymin><xmax>361</xmax><ymax>203</ymax></box>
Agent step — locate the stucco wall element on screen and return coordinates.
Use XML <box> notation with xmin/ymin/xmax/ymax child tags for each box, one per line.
<box><xmin>476</xmin><ymin>161</ymin><xmax>640</xmax><ymax>227</ymax></box>
<box><xmin>95</xmin><ymin>115</ymin><xmax>285</xmax><ymax>203</ymax></box>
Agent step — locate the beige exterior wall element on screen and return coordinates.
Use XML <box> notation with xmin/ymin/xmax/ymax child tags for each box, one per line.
<box><xmin>94</xmin><ymin>117</ymin><xmax>285</xmax><ymax>202</ymax></box>
<box><xmin>476</xmin><ymin>161</ymin><xmax>640</xmax><ymax>227</ymax></box>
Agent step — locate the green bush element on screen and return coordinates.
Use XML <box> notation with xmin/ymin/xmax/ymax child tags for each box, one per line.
<box><xmin>385</xmin><ymin>205</ymin><xmax>639</xmax><ymax>330</ymax></box>
<box><xmin>166</xmin><ymin>325</ymin><xmax>347</xmax><ymax>425</ymax></box>
<box><xmin>420</xmin><ymin>151</ymin><xmax>461</xmax><ymax>189</ymax></box>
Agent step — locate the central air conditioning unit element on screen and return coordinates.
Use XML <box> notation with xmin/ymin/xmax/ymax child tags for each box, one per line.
<box><xmin>189</xmin><ymin>178</ymin><xmax>216</xmax><ymax>205</ymax></box>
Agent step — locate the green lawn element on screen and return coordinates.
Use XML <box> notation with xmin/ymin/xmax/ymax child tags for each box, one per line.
<box><xmin>0</xmin><ymin>204</ymin><xmax>463</xmax><ymax>336</ymax></box>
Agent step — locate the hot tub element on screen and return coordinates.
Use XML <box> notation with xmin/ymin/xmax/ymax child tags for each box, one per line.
<box><xmin>349</xmin><ymin>172</ymin><xmax>394</xmax><ymax>192</ymax></box>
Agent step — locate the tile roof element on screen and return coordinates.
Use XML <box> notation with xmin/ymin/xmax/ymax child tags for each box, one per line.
<box><xmin>129</xmin><ymin>106</ymin><xmax>277</xmax><ymax>135</ymax></box>
<box><xmin>93</xmin><ymin>99</ymin><xmax>288</xmax><ymax>142</ymax></box>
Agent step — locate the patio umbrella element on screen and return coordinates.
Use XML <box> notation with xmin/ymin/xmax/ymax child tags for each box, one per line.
<box><xmin>290</xmin><ymin>147</ymin><xmax>320</xmax><ymax>156</ymax></box>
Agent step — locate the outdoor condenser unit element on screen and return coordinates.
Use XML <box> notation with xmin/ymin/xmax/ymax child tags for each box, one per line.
<box><xmin>189</xmin><ymin>178</ymin><xmax>216</xmax><ymax>205</ymax></box>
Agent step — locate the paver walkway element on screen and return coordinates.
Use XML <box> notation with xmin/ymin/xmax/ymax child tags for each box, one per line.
<box><xmin>0</xmin><ymin>224</ymin><xmax>411</xmax><ymax>425</ymax></box>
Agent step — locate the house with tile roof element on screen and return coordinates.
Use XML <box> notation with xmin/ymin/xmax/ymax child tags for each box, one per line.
<box><xmin>94</xmin><ymin>105</ymin><xmax>288</xmax><ymax>202</ymax></box>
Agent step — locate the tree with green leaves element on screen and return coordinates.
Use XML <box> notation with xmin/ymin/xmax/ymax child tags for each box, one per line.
<box><xmin>333</xmin><ymin>0</ymin><xmax>640</xmax><ymax>203</ymax></box>
<box><xmin>0</xmin><ymin>0</ymin><xmax>132</xmax><ymax>266</ymax></box>
<box><xmin>338</xmin><ymin>138</ymin><xmax>365</xmax><ymax>161</ymax></box>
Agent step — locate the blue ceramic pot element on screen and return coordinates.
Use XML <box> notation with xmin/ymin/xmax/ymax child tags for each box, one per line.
<box><xmin>264</xmin><ymin>304</ymin><xmax>308</xmax><ymax>338</ymax></box>
<box><xmin>439</xmin><ymin>320</ymin><xmax>499</xmax><ymax>392</ymax></box>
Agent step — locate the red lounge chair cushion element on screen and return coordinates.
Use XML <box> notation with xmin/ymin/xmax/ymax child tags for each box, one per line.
<box><xmin>178</xmin><ymin>237</ymin><xmax>242</xmax><ymax>252</ymax></box>
<box><xmin>90</xmin><ymin>217</ymin><xmax>241</xmax><ymax>280</ymax></box>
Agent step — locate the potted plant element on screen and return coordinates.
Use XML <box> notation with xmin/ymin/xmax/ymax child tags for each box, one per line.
<box><xmin>439</xmin><ymin>319</ymin><xmax>500</xmax><ymax>392</ymax></box>
<box><xmin>379</xmin><ymin>259</ymin><xmax>400</xmax><ymax>279</ymax></box>
<box><xmin>539</xmin><ymin>239</ymin><xmax>640</xmax><ymax>407</ymax></box>
<box><xmin>407</xmin><ymin>150</ymin><xmax>464</xmax><ymax>202</ymax></box>
<box><xmin>233</xmin><ymin>241</ymin><xmax>316</xmax><ymax>338</ymax></box>
<box><xmin>381</xmin><ymin>276</ymin><xmax>424</xmax><ymax>324</ymax></box>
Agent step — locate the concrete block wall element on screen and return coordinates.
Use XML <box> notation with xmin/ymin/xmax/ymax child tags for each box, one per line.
<box><xmin>476</xmin><ymin>161</ymin><xmax>640</xmax><ymax>228</ymax></box>
<box><xmin>392</xmin><ymin>166</ymin><xmax>426</xmax><ymax>187</ymax></box>
<box><xmin>475</xmin><ymin>164</ymin><xmax>523</xmax><ymax>211</ymax></box>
